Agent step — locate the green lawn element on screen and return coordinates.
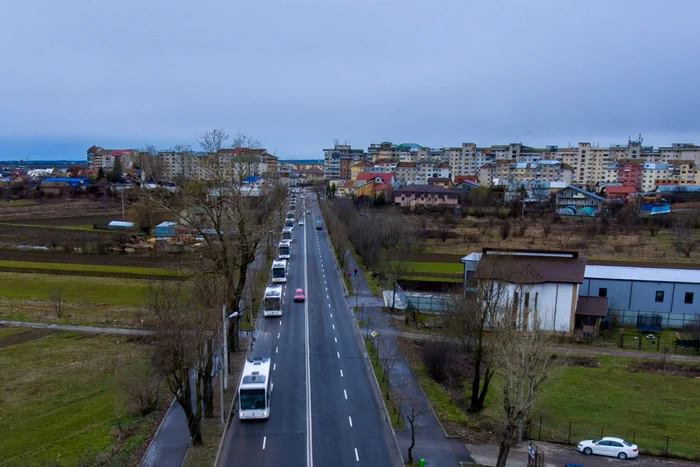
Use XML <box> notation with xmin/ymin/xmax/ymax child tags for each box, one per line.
<box><xmin>0</xmin><ymin>272</ymin><xmax>148</xmax><ymax>307</ymax></box>
<box><xmin>399</xmin><ymin>261</ymin><xmax>464</xmax><ymax>275</ymax></box>
<box><xmin>0</xmin><ymin>259</ymin><xmax>179</xmax><ymax>276</ymax></box>
<box><xmin>399</xmin><ymin>336</ymin><xmax>700</xmax><ymax>459</ymax></box>
<box><xmin>364</xmin><ymin>338</ymin><xmax>405</xmax><ymax>430</ymax></box>
<box><xmin>537</xmin><ymin>355</ymin><xmax>700</xmax><ymax>458</ymax></box>
<box><xmin>0</xmin><ymin>328</ymin><xmax>161</xmax><ymax>466</ymax></box>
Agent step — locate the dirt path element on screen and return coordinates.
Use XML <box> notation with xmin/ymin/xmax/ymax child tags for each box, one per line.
<box><xmin>0</xmin><ymin>328</ymin><xmax>57</xmax><ymax>348</ymax></box>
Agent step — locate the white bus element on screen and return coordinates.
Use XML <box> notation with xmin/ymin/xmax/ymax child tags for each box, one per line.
<box><xmin>263</xmin><ymin>285</ymin><xmax>283</xmax><ymax>317</ymax></box>
<box><xmin>281</xmin><ymin>227</ymin><xmax>293</xmax><ymax>241</ymax></box>
<box><xmin>238</xmin><ymin>357</ymin><xmax>271</xmax><ymax>420</ymax></box>
<box><xmin>271</xmin><ymin>259</ymin><xmax>287</xmax><ymax>283</ymax></box>
<box><xmin>278</xmin><ymin>240</ymin><xmax>291</xmax><ymax>259</ymax></box>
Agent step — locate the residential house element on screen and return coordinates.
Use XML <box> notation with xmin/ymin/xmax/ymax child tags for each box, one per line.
<box><xmin>355</xmin><ymin>172</ymin><xmax>396</xmax><ymax>198</ymax></box>
<box><xmin>393</xmin><ymin>184</ymin><xmax>459</xmax><ymax>210</ymax></box>
<box><xmin>298</xmin><ymin>167</ymin><xmax>324</xmax><ymax>183</ymax></box>
<box><xmin>427</xmin><ymin>177</ymin><xmax>453</xmax><ymax>189</ymax></box>
<box><xmin>454</xmin><ymin>175</ymin><xmax>478</xmax><ymax>185</ymax></box>
<box><xmin>555</xmin><ymin>185</ymin><xmax>605</xmax><ymax>216</ymax></box>
<box><xmin>336</xmin><ymin>179</ymin><xmax>373</xmax><ymax>198</ymax></box>
<box><xmin>453</xmin><ymin>179</ymin><xmax>481</xmax><ymax>202</ymax></box>
<box><xmin>350</xmin><ymin>160</ymin><xmax>373</xmax><ymax>180</ymax></box>
<box><xmin>462</xmin><ymin>249</ymin><xmax>588</xmax><ymax>335</ymax></box>
<box><xmin>601</xmin><ymin>185</ymin><xmax>637</xmax><ymax>201</ymax></box>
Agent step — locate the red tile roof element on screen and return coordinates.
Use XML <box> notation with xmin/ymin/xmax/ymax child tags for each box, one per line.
<box><xmin>356</xmin><ymin>172</ymin><xmax>394</xmax><ymax>183</ymax></box>
<box><xmin>454</xmin><ymin>175</ymin><xmax>477</xmax><ymax>184</ymax></box>
<box><xmin>604</xmin><ymin>185</ymin><xmax>637</xmax><ymax>195</ymax></box>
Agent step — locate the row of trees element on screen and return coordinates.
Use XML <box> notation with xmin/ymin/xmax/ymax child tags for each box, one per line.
<box><xmin>135</xmin><ymin>130</ymin><xmax>285</xmax><ymax>445</ymax></box>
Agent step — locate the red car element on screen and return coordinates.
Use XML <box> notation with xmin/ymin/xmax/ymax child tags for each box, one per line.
<box><xmin>293</xmin><ymin>288</ymin><xmax>305</xmax><ymax>302</ymax></box>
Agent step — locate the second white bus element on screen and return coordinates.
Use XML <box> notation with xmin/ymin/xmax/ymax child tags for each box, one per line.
<box><xmin>263</xmin><ymin>285</ymin><xmax>283</xmax><ymax>317</ymax></box>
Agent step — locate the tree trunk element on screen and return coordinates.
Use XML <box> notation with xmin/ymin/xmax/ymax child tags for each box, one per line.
<box><xmin>408</xmin><ymin>419</ymin><xmax>415</xmax><ymax>463</ymax></box>
<box><xmin>495</xmin><ymin>423</ymin><xmax>516</xmax><ymax>467</ymax></box>
<box><xmin>202</xmin><ymin>348</ymin><xmax>215</xmax><ymax>418</ymax></box>
<box><xmin>468</xmin><ymin>346</ymin><xmax>483</xmax><ymax>413</ymax></box>
<box><xmin>391</xmin><ymin>283</ymin><xmax>397</xmax><ymax>312</ymax></box>
<box><xmin>476</xmin><ymin>367</ymin><xmax>493</xmax><ymax>409</ymax></box>
<box><xmin>178</xmin><ymin>376</ymin><xmax>203</xmax><ymax>445</ymax></box>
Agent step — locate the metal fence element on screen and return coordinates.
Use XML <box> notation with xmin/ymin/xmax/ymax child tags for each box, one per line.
<box><xmin>609</xmin><ymin>309</ymin><xmax>698</xmax><ymax>329</ymax></box>
<box><xmin>526</xmin><ymin>416</ymin><xmax>698</xmax><ymax>459</ymax></box>
<box><xmin>395</xmin><ymin>282</ymin><xmax>450</xmax><ymax>313</ymax></box>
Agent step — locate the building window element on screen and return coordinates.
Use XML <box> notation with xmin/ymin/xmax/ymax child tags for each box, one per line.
<box><xmin>598</xmin><ymin>288</ymin><xmax>607</xmax><ymax>297</ymax></box>
<box><xmin>655</xmin><ymin>291</ymin><xmax>664</xmax><ymax>302</ymax></box>
<box><xmin>685</xmin><ymin>292</ymin><xmax>694</xmax><ymax>304</ymax></box>
<box><xmin>524</xmin><ymin>292</ymin><xmax>530</xmax><ymax>308</ymax></box>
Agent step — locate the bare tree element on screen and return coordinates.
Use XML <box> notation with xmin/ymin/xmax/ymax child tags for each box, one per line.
<box><xmin>673</xmin><ymin>220</ymin><xmax>697</xmax><ymax>258</ymax></box>
<box><xmin>114</xmin><ymin>357</ymin><xmax>162</xmax><ymax>416</ymax></box>
<box><xmin>49</xmin><ymin>289</ymin><xmax>64</xmax><ymax>319</ymax></box>
<box><xmin>148</xmin><ymin>130</ymin><xmax>285</xmax><ymax>359</ymax></box>
<box><xmin>491</xmin><ymin>309</ymin><xmax>563</xmax><ymax>467</ymax></box>
<box><xmin>148</xmin><ymin>280</ymin><xmax>220</xmax><ymax>444</ymax></box>
<box><xmin>685</xmin><ymin>314</ymin><xmax>700</xmax><ymax>342</ymax></box>
<box><xmin>379</xmin><ymin>229</ymin><xmax>418</xmax><ymax>312</ymax></box>
<box><xmin>376</xmin><ymin>337</ymin><xmax>400</xmax><ymax>393</ymax></box>
<box><xmin>134</xmin><ymin>144</ymin><xmax>166</xmax><ymax>182</ymax></box>
<box><xmin>125</xmin><ymin>194</ymin><xmax>171</xmax><ymax>235</ymax></box>
<box><xmin>405</xmin><ymin>392</ymin><xmax>427</xmax><ymax>463</ymax></box>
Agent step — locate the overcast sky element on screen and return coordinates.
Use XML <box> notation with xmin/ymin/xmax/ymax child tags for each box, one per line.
<box><xmin>1</xmin><ymin>0</ymin><xmax>699</xmax><ymax>160</ymax></box>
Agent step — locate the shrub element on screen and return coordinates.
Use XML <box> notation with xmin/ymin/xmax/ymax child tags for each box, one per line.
<box><xmin>499</xmin><ymin>220</ymin><xmax>511</xmax><ymax>240</ymax></box>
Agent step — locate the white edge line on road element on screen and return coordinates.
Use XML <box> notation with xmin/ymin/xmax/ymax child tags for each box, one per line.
<box><xmin>348</xmin><ymin>416</ymin><xmax>353</xmax><ymax>427</ymax></box>
<box><xmin>355</xmin><ymin>448</ymin><xmax>359</xmax><ymax>462</ymax></box>
<box><xmin>344</xmin><ymin>389</ymin><xmax>347</xmax><ymax>399</ymax></box>
<box><xmin>262</xmin><ymin>436</ymin><xmax>267</xmax><ymax>450</ymax></box>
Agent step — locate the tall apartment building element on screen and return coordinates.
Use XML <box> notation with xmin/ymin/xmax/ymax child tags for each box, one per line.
<box><xmin>87</xmin><ymin>146</ymin><xmax>138</xmax><ymax>171</ymax></box>
<box><xmin>394</xmin><ymin>162</ymin><xmax>418</xmax><ymax>184</ymax></box>
<box><xmin>617</xmin><ymin>160</ymin><xmax>643</xmax><ymax>190</ymax></box>
<box><xmin>323</xmin><ymin>143</ymin><xmax>365</xmax><ymax>179</ymax></box>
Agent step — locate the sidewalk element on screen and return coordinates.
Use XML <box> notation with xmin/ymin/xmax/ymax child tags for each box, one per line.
<box><xmin>343</xmin><ymin>252</ymin><xmax>474</xmax><ymax>467</ymax></box>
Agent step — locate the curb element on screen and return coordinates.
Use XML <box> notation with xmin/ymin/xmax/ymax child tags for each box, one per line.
<box><xmin>213</xmin><ymin>373</ymin><xmax>239</xmax><ymax>467</ymax></box>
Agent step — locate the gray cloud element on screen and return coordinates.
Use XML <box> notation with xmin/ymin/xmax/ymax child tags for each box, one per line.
<box><xmin>1</xmin><ymin>0</ymin><xmax>699</xmax><ymax>159</ymax></box>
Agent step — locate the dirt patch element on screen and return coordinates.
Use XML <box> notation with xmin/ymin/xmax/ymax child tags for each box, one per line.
<box><xmin>0</xmin><ymin>328</ymin><xmax>56</xmax><ymax>348</ymax></box>
<box><xmin>628</xmin><ymin>358</ymin><xmax>700</xmax><ymax>377</ymax></box>
<box><xmin>0</xmin><ymin>247</ymin><xmax>186</xmax><ymax>269</ymax></box>
<box><xmin>565</xmin><ymin>355</ymin><xmax>601</xmax><ymax>368</ymax></box>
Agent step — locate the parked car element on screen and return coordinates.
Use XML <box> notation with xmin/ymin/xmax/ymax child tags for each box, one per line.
<box><xmin>577</xmin><ymin>437</ymin><xmax>638</xmax><ymax>460</ymax></box>
<box><xmin>293</xmin><ymin>288</ymin><xmax>305</xmax><ymax>302</ymax></box>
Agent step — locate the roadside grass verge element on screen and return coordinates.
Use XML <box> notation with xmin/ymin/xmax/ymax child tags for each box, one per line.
<box><xmin>0</xmin><ymin>272</ymin><xmax>148</xmax><ymax>307</ymax></box>
<box><xmin>0</xmin><ymin>259</ymin><xmax>180</xmax><ymax>276</ymax></box>
<box><xmin>363</xmin><ymin>338</ymin><xmax>406</xmax><ymax>430</ymax></box>
<box><xmin>0</xmin><ymin>328</ymin><xmax>163</xmax><ymax>466</ymax></box>
<box><xmin>397</xmin><ymin>336</ymin><xmax>700</xmax><ymax>459</ymax></box>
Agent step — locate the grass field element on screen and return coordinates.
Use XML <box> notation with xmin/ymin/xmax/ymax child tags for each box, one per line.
<box><xmin>0</xmin><ymin>328</ymin><xmax>163</xmax><ymax>466</ymax></box>
<box><xmin>397</xmin><ymin>337</ymin><xmax>700</xmax><ymax>458</ymax></box>
<box><xmin>0</xmin><ymin>260</ymin><xmax>181</xmax><ymax>276</ymax></box>
<box><xmin>401</xmin><ymin>262</ymin><xmax>463</xmax><ymax>275</ymax></box>
<box><xmin>0</xmin><ymin>272</ymin><xmax>148</xmax><ymax>307</ymax></box>
<box><xmin>0</xmin><ymin>222</ymin><xmax>115</xmax><ymax>233</ymax></box>
<box><xmin>0</xmin><ymin>259</ymin><xmax>179</xmax><ymax>276</ymax></box>
<box><xmin>0</xmin><ymin>200</ymin><xmax>37</xmax><ymax>207</ymax></box>
<box><xmin>364</xmin><ymin>338</ymin><xmax>405</xmax><ymax>430</ymax></box>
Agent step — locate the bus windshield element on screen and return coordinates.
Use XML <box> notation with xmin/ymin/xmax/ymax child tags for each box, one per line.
<box><xmin>240</xmin><ymin>388</ymin><xmax>266</xmax><ymax>410</ymax></box>
<box><xmin>264</xmin><ymin>296</ymin><xmax>281</xmax><ymax>310</ymax></box>
<box><xmin>272</xmin><ymin>267</ymin><xmax>285</xmax><ymax>279</ymax></box>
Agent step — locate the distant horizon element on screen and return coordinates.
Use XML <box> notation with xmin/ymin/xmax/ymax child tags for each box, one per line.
<box><xmin>1</xmin><ymin>134</ymin><xmax>699</xmax><ymax>163</ymax></box>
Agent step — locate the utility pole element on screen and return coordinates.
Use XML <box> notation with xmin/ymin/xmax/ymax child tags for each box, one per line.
<box><xmin>121</xmin><ymin>190</ymin><xmax>125</xmax><ymax>220</ymax></box>
<box><xmin>222</xmin><ymin>305</ymin><xmax>229</xmax><ymax>384</ymax></box>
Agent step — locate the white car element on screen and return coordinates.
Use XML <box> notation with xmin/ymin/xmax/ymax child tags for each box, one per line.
<box><xmin>577</xmin><ymin>437</ymin><xmax>638</xmax><ymax>460</ymax></box>
<box><xmin>298</xmin><ymin>220</ymin><xmax>304</xmax><ymax>226</ymax></box>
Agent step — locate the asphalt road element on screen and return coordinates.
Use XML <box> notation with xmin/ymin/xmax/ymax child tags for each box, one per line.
<box><xmin>217</xmin><ymin>194</ymin><xmax>401</xmax><ymax>467</ymax></box>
